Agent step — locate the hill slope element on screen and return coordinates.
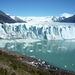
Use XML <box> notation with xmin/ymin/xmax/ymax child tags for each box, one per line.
<box><xmin>0</xmin><ymin>48</ymin><xmax>75</xmax><ymax>75</ymax></box>
<box><xmin>0</xmin><ymin>10</ymin><xmax>26</xmax><ymax>23</ymax></box>
<box><xmin>0</xmin><ymin>10</ymin><xmax>16</xmax><ymax>23</ymax></box>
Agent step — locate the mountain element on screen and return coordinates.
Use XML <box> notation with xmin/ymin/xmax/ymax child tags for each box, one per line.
<box><xmin>0</xmin><ymin>10</ymin><xmax>26</xmax><ymax>23</ymax></box>
<box><xmin>54</xmin><ymin>13</ymin><xmax>74</xmax><ymax>22</ymax></box>
<box><xmin>0</xmin><ymin>10</ymin><xmax>16</xmax><ymax>23</ymax></box>
<box><xmin>11</xmin><ymin>13</ymin><xmax>74</xmax><ymax>23</ymax></box>
<box><xmin>7</xmin><ymin>14</ymin><xmax>27</xmax><ymax>23</ymax></box>
<box><xmin>54</xmin><ymin>13</ymin><xmax>75</xmax><ymax>23</ymax></box>
<box><xmin>60</xmin><ymin>15</ymin><xmax>75</xmax><ymax>23</ymax></box>
<box><xmin>0</xmin><ymin>10</ymin><xmax>75</xmax><ymax>23</ymax></box>
<box><xmin>60</xmin><ymin>13</ymin><xmax>73</xmax><ymax>18</ymax></box>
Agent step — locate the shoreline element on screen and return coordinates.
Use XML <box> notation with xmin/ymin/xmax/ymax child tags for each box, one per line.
<box><xmin>0</xmin><ymin>47</ymin><xmax>75</xmax><ymax>75</ymax></box>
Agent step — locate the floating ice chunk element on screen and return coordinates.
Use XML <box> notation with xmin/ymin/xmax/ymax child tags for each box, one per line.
<box><xmin>64</xmin><ymin>65</ymin><xmax>67</xmax><ymax>68</ymax></box>
<box><xmin>38</xmin><ymin>59</ymin><xmax>41</xmax><ymax>61</ymax></box>
<box><xmin>30</xmin><ymin>56</ymin><xmax>35</xmax><ymax>58</ymax></box>
<box><xmin>29</xmin><ymin>50</ymin><xmax>33</xmax><ymax>52</ymax></box>
<box><xmin>47</xmin><ymin>50</ymin><xmax>52</xmax><ymax>53</ymax></box>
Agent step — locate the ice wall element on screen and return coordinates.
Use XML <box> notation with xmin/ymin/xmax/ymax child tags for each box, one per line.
<box><xmin>0</xmin><ymin>22</ymin><xmax>75</xmax><ymax>40</ymax></box>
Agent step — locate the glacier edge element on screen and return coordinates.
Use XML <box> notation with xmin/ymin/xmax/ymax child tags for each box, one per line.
<box><xmin>0</xmin><ymin>22</ymin><xmax>75</xmax><ymax>40</ymax></box>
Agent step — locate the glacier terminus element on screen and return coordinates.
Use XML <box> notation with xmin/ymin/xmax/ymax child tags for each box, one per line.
<box><xmin>0</xmin><ymin>22</ymin><xmax>75</xmax><ymax>40</ymax></box>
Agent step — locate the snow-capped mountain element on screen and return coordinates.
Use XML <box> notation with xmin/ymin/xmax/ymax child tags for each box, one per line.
<box><xmin>7</xmin><ymin>14</ymin><xmax>26</xmax><ymax>23</ymax></box>
<box><xmin>8</xmin><ymin>13</ymin><xmax>74</xmax><ymax>23</ymax></box>
<box><xmin>0</xmin><ymin>10</ymin><xmax>27</xmax><ymax>24</ymax></box>
<box><xmin>54</xmin><ymin>13</ymin><xmax>74</xmax><ymax>22</ymax></box>
<box><xmin>0</xmin><ymin>10</ymin><xmax>74</xmax><ymax>23</ymax></box>
<box><xmin>60</xmin><ymin>15</ymin><xmax>75</xmax><ymax>23</ymax></box>
<box><xmin>60</xmin><ymin>13</ymin><xmax>73</xmax><ymax>18</ymax></box>
<box><xmin>0</xmin><ymin>10</ymin><xmax>16</xmax><ymax>23</ymax></box>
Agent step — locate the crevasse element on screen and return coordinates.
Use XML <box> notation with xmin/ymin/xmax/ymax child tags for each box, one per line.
<box><xmin>0</xmin><ymin>22</ymin><xmax>75</xmax><ymax>40</ymax></box>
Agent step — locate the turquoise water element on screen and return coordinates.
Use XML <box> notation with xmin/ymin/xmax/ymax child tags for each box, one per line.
<box><xmin>0</xmin><ymin>39</ymin><xmax>75</xmax><ymax>72</ymax></box>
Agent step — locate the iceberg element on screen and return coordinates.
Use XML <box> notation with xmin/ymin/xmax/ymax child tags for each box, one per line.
<box><xmin>0</xmin><ymin>22</ymin><xmax>75</xmax><ymax>40</ymax></box>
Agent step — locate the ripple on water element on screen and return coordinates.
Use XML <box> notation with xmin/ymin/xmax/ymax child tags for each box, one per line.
<box><xmin>61</xmin><ymin>58</ymin><xmax>63</xmax><ymax>60</ymax></box>
<box><xmin>72</xmin><ymin>64</ymin><xmax>74</xmax><ymax>66</ymax></box>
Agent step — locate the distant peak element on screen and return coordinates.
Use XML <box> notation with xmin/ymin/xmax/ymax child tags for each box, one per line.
<box><xmin>60</xmin><ymin>13</ymin><xmax>73</xmax><ymax>18</ymax></box>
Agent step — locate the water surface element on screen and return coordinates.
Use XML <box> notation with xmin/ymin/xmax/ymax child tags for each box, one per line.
<box><xmin>0</xmin><ymin>39</ymin><xmax>75</xmax><ymax>72</ymax></box>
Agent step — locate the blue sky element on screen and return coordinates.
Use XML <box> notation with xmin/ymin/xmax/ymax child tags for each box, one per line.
<box><xmin>0</xmin><ymin>0</ymin><xmax>75</xmax><ymax>16</ymax></box>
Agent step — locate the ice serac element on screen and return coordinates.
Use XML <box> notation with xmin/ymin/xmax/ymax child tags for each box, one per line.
<box><xmin>0</xmin><ymin>22</ymin><xmax>75</xmax><ymax>40</ymax></box>
<box><xmin>0</xmin><ymin>24</ymin><xmax>7</xmax><ymax>39</ymax></box>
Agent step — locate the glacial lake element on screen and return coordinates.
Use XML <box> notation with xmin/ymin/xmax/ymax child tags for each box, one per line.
<box><xmin>0</xmin><ymin>39</ymin><xmax>75</xmax><ymax>72</ymax></box>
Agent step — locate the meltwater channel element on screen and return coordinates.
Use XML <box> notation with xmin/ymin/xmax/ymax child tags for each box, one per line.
<box><xmin>0</xmin><ymin>39</ymin><xmax>75</xmax><ymax>72</ymax></box>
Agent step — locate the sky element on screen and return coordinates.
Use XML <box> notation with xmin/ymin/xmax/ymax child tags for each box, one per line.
<box><xmin>0</xmin><ymin>0</ymin><xmax>75</xmax><ymax>16</ymax></box>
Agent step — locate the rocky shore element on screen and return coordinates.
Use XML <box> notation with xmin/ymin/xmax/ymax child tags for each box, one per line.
<box><xmin>0</xmin><ymin>47</ymin><xmax>75</xmax><ymax>75</ymax></box>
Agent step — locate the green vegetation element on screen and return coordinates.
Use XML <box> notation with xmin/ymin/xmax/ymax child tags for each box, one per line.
<box><xmin>0</xmin><ymin>48</ymin><xmax>75</xmax><ymax>75</ymax></box>
<box><xmin>0</xmin><ymin>68</ymin><xmax>8</xmax><ymax>75</ymax></box>
<box><xmin>0</xmin><ymin>49</ymin><xmax>48</xmax><ymax>75</ymax></box>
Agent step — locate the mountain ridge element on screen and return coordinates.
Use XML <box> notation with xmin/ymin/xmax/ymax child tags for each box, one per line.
<box><xmin>0</xmin><ymin>10</ymin><xmax>75</xmax><ymax>23</ymax></box>
<box><xmin>60</xmin><ymin>15</ymin><xmax>75</xmax><ymax>23</ymax></box>
<box><xmin>9</xmin><ymin>13</ymin><xmax>74</xmax><ymax>23</ymax></box>
<box><xmin>0</xmin><ymin>10</ymin><xmax>16</xmax><ymax>23</ymax></box>
<box><xmin>0</xmin><ymin>10</ymin><xmax>26</xmax><ymax>23</ymax></box>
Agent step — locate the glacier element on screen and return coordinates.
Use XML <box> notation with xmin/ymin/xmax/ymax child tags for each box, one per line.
<box><xmin>0</xmin><ymin>22</ymin><xmax>75</xmax><ymax>40</ymax></box>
